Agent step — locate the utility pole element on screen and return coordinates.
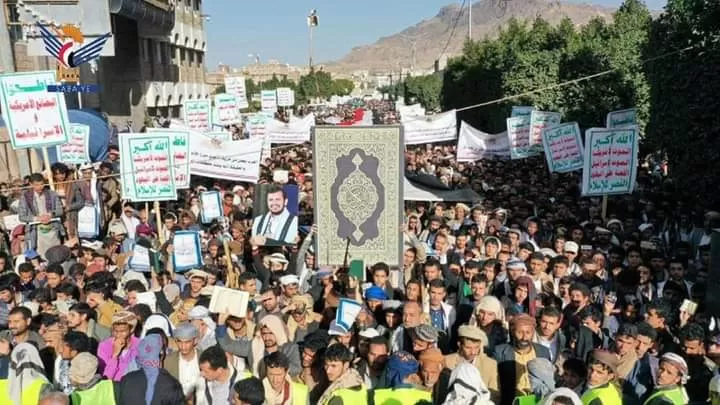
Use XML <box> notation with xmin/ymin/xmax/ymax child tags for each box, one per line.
<box><xmin>307</xmin><ymin>9</ymin><xmax>318</xmax><ymax>69</ymax></box>
<box><xmin>468</xmin><ymin>1</ymin><xmax>472</xmax><ymax>41</ymax></box>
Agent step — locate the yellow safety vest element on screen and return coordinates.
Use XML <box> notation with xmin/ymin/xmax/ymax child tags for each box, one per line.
<box><xmin>0</xmin><ymin>378</ymin><xmax>48</xmax><ymax>405</ymax></box>
<box><xmin>643</xmin><ymin>386</ymin><xmax>686</xmax><ymax>405</ymax></box>
<box><xmin>291</xmin><ymin>381</ymin><xmax>309</xmax><ymax>404</ymax></box>
<box><xmin>581</xmin><ymin>383</ymin><xmax>623</xmax><ymax>405</ymax></box>
<box><xmin>70</xmin><ymin>380</ymin><xmax>116</xmax><ymax>405</ymax></box>
<box><xmin>373</xmin><ymin>387</ymin><xmax>433</xmax><ymax>405</ymax></box>
<box><xmin>322</xmin><ymin>386</ymin><xmax>368</xmax><ymax>405</ymax></box>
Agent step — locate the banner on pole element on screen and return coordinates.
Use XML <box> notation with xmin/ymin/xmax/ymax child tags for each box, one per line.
<box><xmin>507</xmin><ymin>116</ymin><xmax>531</xmax><ymax>159</ymax></box>
<box><xmin>456</xmin><ymin>121</ymin><xmax>510</xmax><ymax>161</ymax></box>
<box><xmin>147</xmin><ymin>128</ymin><xmax>191</xmax><ymax>189</ymax></box>
<box><xmin>403</xmin><ymin>110</ymin><xmax>457</xmax><ymax>145</ymax></box>
<box><xmin>261</xmin><ymin>90</ymin><xmax>277</xmax><ymax>113</ymax></box>
<box><xmin>581</xmin><ymin>126</ymin><xmax>639</xmax><ymax>196</ymax></box>
<box><xmin>511</xmin><ymin>106</ymin><xmax>534</xmax><ymax>118</ymax></box>
<box><xmin>56</xmin><ymin>123</ymin><xmax>90</xmax><ymax>164</ymax></box>
<box><xmin>183</xmin><ymin>99</ymin><xmax>211</xmax><ymax>132</ymax></box>
<box><xmin>0</xmin><ymin>70</ymin><xmax>70</xmax><ymax>149</ymax></box>
<box><xmin>529</xmin><ymin>110</ymin><xmax>562</xmax><ymax>154</ymax></box>
<box><xmin>606</xmin><ymin>108</ymin><xmax>637</xmax><ymax>129</ymax></box>
<box><xmin>541</xmin><ymin>122</ymin><xmax>583</xmax><ymax>173</ymax></box>
<box><xmin>214</xmin><ymin>93</ymin><xmax>240</xmax><ymax>126</ymax></box>
<box><xmin>276</xmin><ymin>87</ymin><xmax>295</xmax><ymax>107</ymax></box>
<box><xmin>119</xmin><ymin>133</ymin><xmax>177</xmax><ymax>201</ymax></box>
<box><xmin>224</xmin><ymin>76</ymin><xmax>249</xmax><ymax>109</ymax></box>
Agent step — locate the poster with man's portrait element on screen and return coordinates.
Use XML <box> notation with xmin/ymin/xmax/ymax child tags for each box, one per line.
<box><xmin>251</xmin><ymin>184</ymin><xmax>299</xmax><ymax>245</ymax></box>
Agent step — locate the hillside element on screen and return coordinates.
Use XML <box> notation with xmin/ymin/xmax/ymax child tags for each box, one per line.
<box><xmin>325</xmin><ymin>0</ymin><xmax>616</xmax><ymax>73</ymax></box>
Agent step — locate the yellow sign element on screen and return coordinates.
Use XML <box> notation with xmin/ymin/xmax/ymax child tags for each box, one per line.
<box><xmin>56</xmin><ymin>63</ymin><xmax>79</xmax><ymax>83</ymax></box>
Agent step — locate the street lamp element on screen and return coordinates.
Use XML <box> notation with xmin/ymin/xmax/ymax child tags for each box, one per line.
<box><xmin>307</xmin><ymin>9</ymin><xmax>318</xmax><ymax>69</ymax></box>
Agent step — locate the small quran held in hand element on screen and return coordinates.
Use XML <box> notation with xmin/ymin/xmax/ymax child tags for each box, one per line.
<box><xmin>209</xmin><ymin>287</ymin><xmax>250</xmax><ymax>318</ymax></box>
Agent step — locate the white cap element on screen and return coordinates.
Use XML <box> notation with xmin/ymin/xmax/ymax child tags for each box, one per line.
<box><xmin>280</xmin><ymin>274</ymin><xmax>300</xmax><ymax>286</ymax></box>
<box><xmin>506</xmin><ymin>258</ymin><xmax>526</xmax><ymax>270</ymax></box>
<box><xmin>188</xmin><ymin>306</ymin><xmax>210</xmax><ymax>320</ymax></box>
<box><xmin>359</xmin><ymin>328</ymin><xmax>380</xmax><ymax>339</ymax></box>
<box><xmin>564</xmin><ymin>241</ymin><xmax>579</xmax><ymax>254</ymax></box>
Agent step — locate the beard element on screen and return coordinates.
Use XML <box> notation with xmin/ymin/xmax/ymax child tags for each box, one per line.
<box><xmin>514</xmin><ymin>339</ymin><xmax>531</xmax><ymax>350</ymax></box>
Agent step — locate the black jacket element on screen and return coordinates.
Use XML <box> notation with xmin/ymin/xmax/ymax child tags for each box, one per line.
<box><xmin>116</xmin><ymin>368</ymin><xmax>185</xmax><ymax>405</ymax></box>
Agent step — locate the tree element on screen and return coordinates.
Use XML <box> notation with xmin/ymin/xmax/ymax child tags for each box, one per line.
<box><xmin>332</xmin><ymin>78</ymin><xmax>355</xmax><ymax>96</ymax></box>
<box><xmin>645</xmin><ymin>0</ymin><xmax>720</xmax><ymax>205</ymax></box>
<box><xmin>295</xmin><ymin>69</ymin><xmax>355</xmax><ymax>104</ymax></box>
<box><xmin>404</xmin><ymin>74</ymin><xmax>443</xmax><ymax>111</ymax></box>
<box><xmin>440</xmin><ymin>1</ymin><xmax>651</xmax><ymax>134</ymax></box>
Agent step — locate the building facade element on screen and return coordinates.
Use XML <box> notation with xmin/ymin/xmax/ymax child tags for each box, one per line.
<box><xmin>2</xmin><ymin>0</ymin><xmax>208</xmax><ymax>128</ymax></box>
<box><xmin>143</xmin><ymin>0</ymin><xmax>209</xmax><ymax>119</ymax></box>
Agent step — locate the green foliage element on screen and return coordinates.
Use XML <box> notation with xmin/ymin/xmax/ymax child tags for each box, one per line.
<box><xmin>404</xmin><ymin>74</ymin><xmax>443</xmax><ymax>111</ymax></box>
<box><xmin>295</xmin><ymin>69</ymin><xmax>355</xmax><ymax>104</ymax></box>
<box><xmin>645</xmin><ymin>0</ymin><xmax>720</xmax><ymax>204</ymax></box>
<box><xmin>441</xmin><ymin>1</ymin><xmax>651</xmax><ymax>135</ymax></box>
<box><xmin>332</xmin><ymin>78</ymin><xmax>355</xmax><ymax>96</ymax></box>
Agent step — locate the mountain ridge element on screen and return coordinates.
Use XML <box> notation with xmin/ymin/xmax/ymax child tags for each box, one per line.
<box><xmin>325</xmin><ymin>0</ymin><xmax>617</xmax><ymax>73</ymax></box>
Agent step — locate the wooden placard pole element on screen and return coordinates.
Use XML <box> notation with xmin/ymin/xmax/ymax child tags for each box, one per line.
<box><xmin>155</xmin><ymin>201</ymin><xmax>164</xmax><ymax>245</ymax></box>
<box><xmin>42</xmin><ymin>147</ymin><xmax>54</xmax><ymax>190</ymax></box>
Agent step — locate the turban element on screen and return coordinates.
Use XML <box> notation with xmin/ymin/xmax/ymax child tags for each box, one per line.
<box><xmin>70</xmin><ymin>352</ymin><xmax>98</xmax><ymax>385</ymax></box>
<box><xmin>510</xmin><ymin>313</ymin><xmax>536</xmax><ymax>330</ymax></box>
<box><xmin>419</xmin><ymin>348</ymin><xmax>445</xmax><ymax>369</ymax></box>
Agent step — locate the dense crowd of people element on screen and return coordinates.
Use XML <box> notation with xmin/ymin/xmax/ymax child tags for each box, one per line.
<box><xmin>0</xmin><ymin>99</ymin><xmax>717</xmax><ymax>405</ymax></box>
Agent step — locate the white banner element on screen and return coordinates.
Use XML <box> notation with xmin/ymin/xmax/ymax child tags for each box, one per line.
<box><xmin>456</xmin><ymin>121</ymin><xmax>510</xmax><ymax>161</ymax></box>
<box><xmin>214</xmin><ymin>93</ymin><xmax>240</xmax><ymax>126</ymax></box>
<box><xmin>276</xmin><ymin>87</ymin><xmax>295</xmax><ymax>107</ymax></box>
<box><xmin>56</xmin><ymin>124</ymin><xmax>90</xmax><ymax>164</ymax></box>
<box><xmin>403</xmin><ymin>110</ymin><xmax>457</xmax><ymax>145</ymax></box>
<box><xmin>261</xmin><ymin>90</ymin><xmax>277</xmax><ymax>113</ymax></box>
<box><xmin>398</xmin><ymin>104</ymin><xmax>425</xmax><ymax>122</ymax></box>
<box><xmin>189</xmin><ymin>136</ymin><xmax>263</xmax><ymax>183</ymax></box>
<box><xmin>224</xmin><ymin>76</ymin><xmax>249</xmax><ymax>109</ymax></box>
<box><xmin>265</xmin><ymin>113</ymin><xmax>314</xmax><ymax>144</ymax></box>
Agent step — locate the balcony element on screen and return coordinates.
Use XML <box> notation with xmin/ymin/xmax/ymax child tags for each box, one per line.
<box><xmin>109</xmin><ymin>0</ymin><xmax>175</xmax><ymax>33</ymax></box>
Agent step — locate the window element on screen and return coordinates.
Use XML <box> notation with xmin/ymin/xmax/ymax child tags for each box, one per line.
<box><xmin>153</xmin><ymin>42</ymin><xmax>162</xmax><ymax>63</ymax></box>
<box><xmin>170</xmin><ymin>45</ymin><xmax>177</xmax><ymax>64</ymax></box>
<box><xmin>145</xmin><ymin>38</ymin><xmax>154</xmax><ymax>62</ymax></box>
<box><xmin>189</xmin><ymin>51</ymin><xmax>194</xmax><ymax>64</ymax></box>
<box><xmin>197</xmin><ymin>52</ymin><xmax>204</xmax><ymax>66</ymax></box>
<box><xmin>193</xmin><ymin>0</ymin><xmax>200</xmax><ymax>11</ymax></box>
<box><xmin>180</xmin><ymin>48</ymin><xmax>186</xmax><ymax>64</ymax></box>
<box><xmin>160</xmin><ymin>43</ymin><xmax>169</xmax><ymax>65</ymax></box>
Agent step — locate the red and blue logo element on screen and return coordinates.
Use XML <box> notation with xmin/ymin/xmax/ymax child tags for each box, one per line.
<box><xmin>37</xmin><ymin>23</ymin><xmax>111</xmax><ymax>93</ymax></box>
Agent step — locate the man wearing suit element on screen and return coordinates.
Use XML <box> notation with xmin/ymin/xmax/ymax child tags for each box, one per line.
<box><xmin>251</xmin><ymin>185</ymin><xmax>298</xmax><ymax>246</ymax></box>
<box><xmin>165</xmin><ymin>323</ymin><xmax>205</xmax><ymax>404</ymax></box>
<box><xmin>494</xmin><ymin>313</ymin><xmax>552</xmax><ymax>405</ymax></box>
